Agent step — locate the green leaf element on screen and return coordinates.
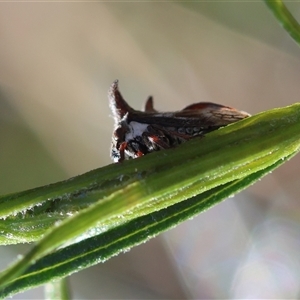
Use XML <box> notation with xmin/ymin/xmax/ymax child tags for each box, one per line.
<box><xmin>0</xmin><ymin>153</ymin><xmax>295</xmax><ymax>299</ymax></box>
<box><xmin>1</xmin><ymin>103</ymin><xmax>300</xmax><ymax>297</ymax></box>
<box><xmin>264</xmin><ymin>0</ymin><xmax>300</xmax><ymax>46</ymax></box>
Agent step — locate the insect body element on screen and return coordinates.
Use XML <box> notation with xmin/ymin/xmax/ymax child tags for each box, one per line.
<box><xmin>109</xmin><ymin>80</ymin><xmax>250</xmax><ymax>162</ymax></box>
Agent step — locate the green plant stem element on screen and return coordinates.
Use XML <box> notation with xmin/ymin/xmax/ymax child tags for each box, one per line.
<box><xmin>44</xmin><ymin>278</ymin><xmax>70</xmax><ymax>300</ymax></box>
<box><xmin>265</xmin><ymin>0</ymin><xmax>300</xmax><ymax>45</ymax></box>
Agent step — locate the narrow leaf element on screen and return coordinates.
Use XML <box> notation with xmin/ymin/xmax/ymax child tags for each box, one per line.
<box><xmin>0</xmin><ymin>153</ymin><xmax>296</xmax><ymax>299</ymax></box>
<box><xmin>265</xmin><ymin>0</ymin><xmax>300</xmax><ymax>46</ymax></box>
<box><xmin>0</xmin><ymin>104</ymin><xmax>300</xmax><ymax>296</ymax></box>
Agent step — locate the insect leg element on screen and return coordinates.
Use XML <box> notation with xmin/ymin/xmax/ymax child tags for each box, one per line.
<box><xmin>118</xmin><ymin>141</ymin><xmax>128</xmax><ymax>162</ymax></box>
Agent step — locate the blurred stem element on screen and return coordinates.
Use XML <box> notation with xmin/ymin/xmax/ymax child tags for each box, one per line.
<box><xmin>265</xmin><ymin>0</ymin><xmax>300</xmax><ymax>45</ymax></box>
<box><xmin>44</xmin><ymin>278</ymin><xmax>70</xmax><ymax>300</ymax></box>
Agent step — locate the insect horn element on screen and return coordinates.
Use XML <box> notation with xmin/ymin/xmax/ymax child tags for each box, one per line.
<box><xmin>108</xmin><ymin>80</ymin><xmax>135</xmax><ymax>122</ymax></box>
<box><xmin>144</xmin><ymin>96</ymin><xmax>157</xmax><ymax>112</ymax></box>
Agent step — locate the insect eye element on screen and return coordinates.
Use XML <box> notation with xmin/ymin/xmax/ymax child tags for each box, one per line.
<box><xmin>114</xmin><ymin>126</ymin><xmax>127</xmax><ymax>139</ymax></box>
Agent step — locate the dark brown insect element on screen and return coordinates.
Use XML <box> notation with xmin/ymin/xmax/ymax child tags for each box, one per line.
<box><xmin>109</xmin><ymin>80</ymin><xmax>250</xmax><ymax>162</ymax></box>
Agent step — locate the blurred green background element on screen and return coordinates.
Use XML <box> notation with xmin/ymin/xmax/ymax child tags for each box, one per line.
<box><xmin>1</xmin><ymin>2</ymin><xmax>300</xmax><ymax>299</ymax></box>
